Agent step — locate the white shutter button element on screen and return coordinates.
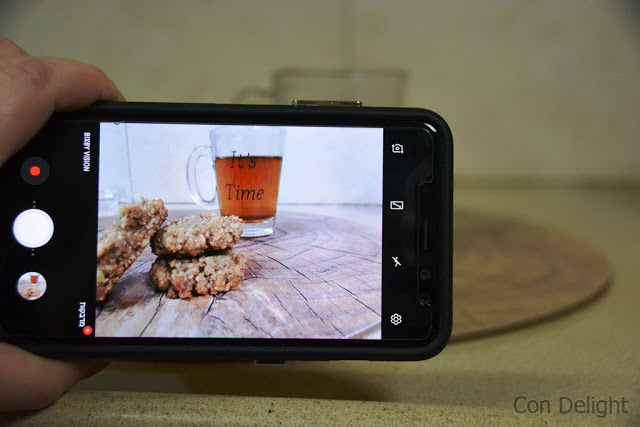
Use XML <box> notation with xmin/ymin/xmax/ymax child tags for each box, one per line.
<box><xmin>13</xmin><ymin>209</ymin><xmax>54</xmax><ymax>248</ymax></box>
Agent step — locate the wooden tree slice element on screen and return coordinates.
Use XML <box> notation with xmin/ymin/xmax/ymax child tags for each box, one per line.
<box><xmin>451</xmin><ymin>210</ymin><xmax>610</xmax><ymax>341</ymax></box>
<box><xmin>96</xmin><ymin>211</ymin><xmax>382</xmax><ymax>339</ymax></box>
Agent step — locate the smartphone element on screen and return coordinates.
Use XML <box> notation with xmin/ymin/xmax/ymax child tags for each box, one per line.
<box><xmin>0</xmin><ymin>102</ymin><xmax>452</xmax><ymax>361</ymax></box>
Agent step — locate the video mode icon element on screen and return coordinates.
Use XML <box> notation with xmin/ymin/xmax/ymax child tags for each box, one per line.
<box><xmin>20</xmin><ymin>157</ymin><xmax>50</xmax><ymax>185</ymax></box>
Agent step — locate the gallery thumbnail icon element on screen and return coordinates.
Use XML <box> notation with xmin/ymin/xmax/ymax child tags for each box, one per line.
<box><xmin>17</xmin><ymin>272</ymin><xmax>47</xmax><ymax>301</ymax></box>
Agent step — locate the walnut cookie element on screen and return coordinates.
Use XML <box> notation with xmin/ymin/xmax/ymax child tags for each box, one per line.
<box><xmin>151</xmin><ymin>213</ymin><xmax>242</xmax><ymax>257</ymax></box>
<box><xmin>96</xmin><ymin>198</ymin><xmax>168</xmax><ymax>302</ymax></box>
<box><xmin>148</xmin><ymin>212</ymin><xmax>247</xmax><ymax>299</ymax></box>
<box><xmin>148</xmin><ymin>250</ymin><xmax>247</xmax><ymax>299</ymax></box>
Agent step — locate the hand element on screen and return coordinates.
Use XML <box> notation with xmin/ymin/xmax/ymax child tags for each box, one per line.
<box><xmin>0</xmin><ymin>38</ymin><xmax>124</xmax><ymax>411</ymax></box>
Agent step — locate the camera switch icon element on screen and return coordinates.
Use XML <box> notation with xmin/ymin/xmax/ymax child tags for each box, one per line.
<box><xmin>391</xmin><ymin>143</ymin><xmax>404</xmax><ymax>154</ymax></box>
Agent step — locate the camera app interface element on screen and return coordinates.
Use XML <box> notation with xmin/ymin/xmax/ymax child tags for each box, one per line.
<box><xmin>96</xmin><ymin>123</ymin><xmax>383</xmax><ymax>339</ymax></box>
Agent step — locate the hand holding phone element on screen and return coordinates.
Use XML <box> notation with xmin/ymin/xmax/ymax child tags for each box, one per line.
<box><xmin>1</xmin><ymin>37</ymin><xmax>453</xmax><ymax>363</ymax></box>
<box><xmin>0</xmin><ymin>38</ymin><xmax>125</xmax><ymax>412</ymax></box>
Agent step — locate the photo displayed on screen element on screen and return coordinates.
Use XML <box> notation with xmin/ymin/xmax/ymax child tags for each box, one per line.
<box><xmin>96</xmin><ymin>123</ymin><xmax>383</xmax><ymax>339</ymax></box>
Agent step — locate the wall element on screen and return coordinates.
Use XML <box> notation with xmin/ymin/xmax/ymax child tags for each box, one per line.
<box><xmin>1</xmin><ymin>0</ymin><xmax>639</xmax><ymax>184</ymax></box>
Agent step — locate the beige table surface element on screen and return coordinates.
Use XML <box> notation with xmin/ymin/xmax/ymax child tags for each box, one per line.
<box><xmin>5</xmin><ymin>186</ymin><xmax>639</xmax><ymax>426</ymax></box>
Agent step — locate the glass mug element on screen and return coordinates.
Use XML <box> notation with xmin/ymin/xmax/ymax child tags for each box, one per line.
<box><xmin>233</xmin><ymin>68</ymin><xmax>407</xmax><ymax>107</ymax></box>
<box><xmin>187</xmin><ymin>126</ymin><xmax>285</xmax><ymax>237</ymax></box>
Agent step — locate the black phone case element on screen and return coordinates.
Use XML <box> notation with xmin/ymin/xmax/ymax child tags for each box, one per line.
<box><xmin>3</xmin><ymin>102</ymin><xmax>453</xmax><ymax>362</ymax></box>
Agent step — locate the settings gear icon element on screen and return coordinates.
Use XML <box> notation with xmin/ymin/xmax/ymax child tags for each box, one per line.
<box><xmin>390</xmin><ymin>313</ymin><xmax>402</xmax><ymax>326</ymax></box>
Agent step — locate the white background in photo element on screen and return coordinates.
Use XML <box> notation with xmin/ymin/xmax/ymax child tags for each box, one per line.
<box><xmin>98</xmin><ymin>123</ymin><xmax>383</xmax><ymax>212</ymax></box>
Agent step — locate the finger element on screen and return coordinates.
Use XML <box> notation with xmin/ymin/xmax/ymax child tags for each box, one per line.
<box><xmin>0</xmin><ymin>343</ymin><xmax>109</xmax><ymax>411</ymax></box>
<box><xmin>0</xmin><ymin>38</ymin><xmax>29</xmax><ymax>58</ymax></box>
<box><xmin>43</xmin><ymin>57</ymin><xmax>126</xmax><ymax>110</ymax></box>
<box><xmin>0</xmin><ymin>54</ymin><xmax>124</xmax><ymax>166</ymax></box>
<box><xmin>71</xmin><ymin>358</ymin><xmax>110</xmax><ymax>381</ymax></box>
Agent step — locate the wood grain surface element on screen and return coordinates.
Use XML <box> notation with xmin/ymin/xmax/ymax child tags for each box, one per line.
<box><xmin>451</xmin><ymin>210</ymin><xmax>610</xmax><ymax>341</ymax></box>
<box><xmin>96</xmin><ymin>210</ymin><xmax>382</xmax><ymax>339</ymax></box>
<box><xmin>96</xmin><ymin>208</ymin><xmax>611</xmax><ymax>342</ymax></box>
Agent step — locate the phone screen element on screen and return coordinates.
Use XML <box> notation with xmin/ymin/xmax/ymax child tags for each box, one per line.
<box><xmin>97</xmin><ymin>122</ymin><xmax>384</xmax><ymax>340</ymax></box>
<box><xmin>1</xmin><ymin>114</ymin><xmax>437</xmax><ymax>350</ymax></box>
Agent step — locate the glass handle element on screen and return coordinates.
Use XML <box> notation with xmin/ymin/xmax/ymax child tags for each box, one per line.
<box><xmin>186</xmin><ymin>145</ymin><xmax>217</xmax><ymax>208</ymax></box>
<box><xmin>231</xmin><ymin>86</ymin><xmax>274</xmax><ymax>104</ymax></box>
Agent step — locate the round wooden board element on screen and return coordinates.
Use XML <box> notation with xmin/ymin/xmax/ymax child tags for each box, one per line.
<box><xmin>451</xmin><ymin>210</ymin><xmax>610</xmax><ymax>341</ymax></box>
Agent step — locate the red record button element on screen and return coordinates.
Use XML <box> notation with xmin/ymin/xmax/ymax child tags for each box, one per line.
<box><xmin>21</xmin><ymin>157</ymin><xmax>49</xmax><ymax>185</ymax></box>
<box><xmin>83</xmin><ymin>326</ymin><xmax>93</xmax><ymax>335</ymax></box>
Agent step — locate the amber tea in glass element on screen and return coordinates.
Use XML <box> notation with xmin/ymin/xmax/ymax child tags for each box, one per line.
<box><xmin>187</xmin><ymin>126</ymin><xmax>285</xmax><ymax>237</ymax></box>
<box><xmin>214</xmin><ymin>155</ymin><xmax>282</xmax><ymax>222</ymax></box>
